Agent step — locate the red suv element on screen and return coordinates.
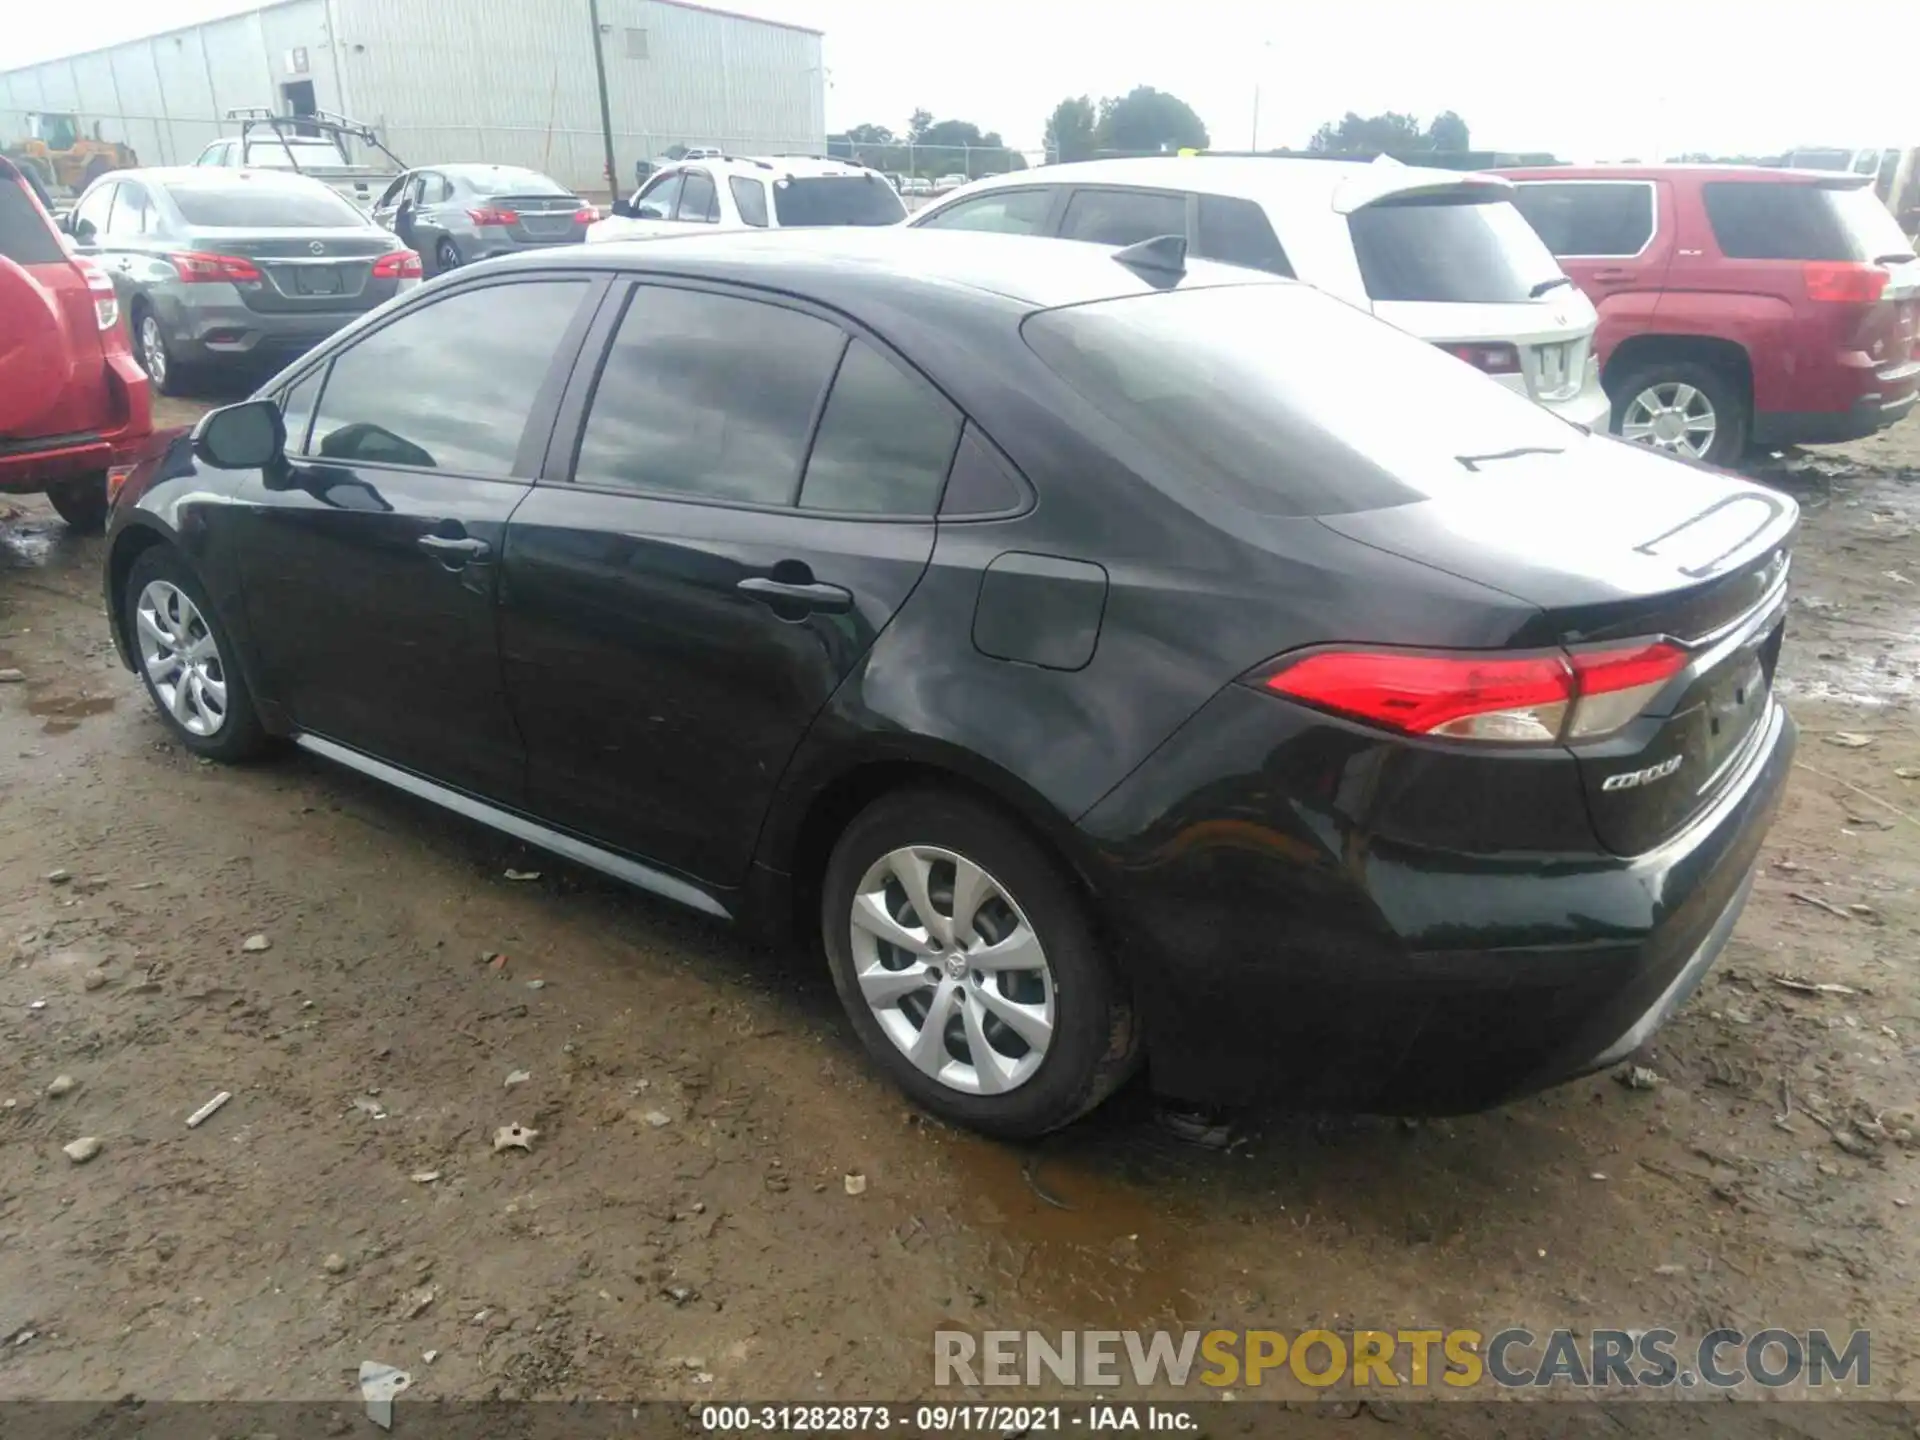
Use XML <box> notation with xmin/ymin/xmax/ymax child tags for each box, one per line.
<box><xmin>1501</xmin><ymin>165</ymin><xmax>1920</xmax><ymax>466</ymax></box>
<box><xmin>0</xmin><ymin>155</ymin><xmax>154</xmax><ymax>532</ymax></box>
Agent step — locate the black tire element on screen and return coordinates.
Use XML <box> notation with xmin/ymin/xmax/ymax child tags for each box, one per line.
<box><xmin>1607</xmin><ymin>358</ymin><xmax>1748</xmax><ymax>468</ymax></box>
<box><xmin>45</xmin><ymin>473</ymin><xmax>109</xmax><ymax>534</ymax></box>
<box><xmin>821</xmin><ymin>788</ymin><xmax>1140</xmax><ymax>1138</ymax></box>
<box><xmin>436</xmin><ymin>238</ymin><xmax>461</xmax><ymax>273</ymax></box>
<box><xmin>123</xmin><ymin>546</ymin><xmax>269</xmax><ymax>762</ymax></box>
<box><xmin>130</xmin><ymin>300</ymin><xmax>192</xmax><ymax>398</ymax></box>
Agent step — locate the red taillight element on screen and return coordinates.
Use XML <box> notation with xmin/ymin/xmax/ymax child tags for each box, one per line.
<box><xmin>1256</xmin><ymin>640</ymin><xmax>1688</xmax><ymax>745</ymax></box>
<box><xmin>1803</xmin><ymin>261</ymin><xmax>1889</xmax><ymax>304</ymax></box>
<box><xmin>168</xmin><ymin>251</ymin><xmax>262</xmax><ymax>284</ymax></box>
<box><xmin>468</xmin><ymin>206</ymin><xmax>519</xmax><ymax>226</ymax></box>
<box><xmin>1440</xmin><ymin>341</ymin><xmax>1522</xmax><ymax>376</ymax></box>
<box><xmin>372</xmin><ymin>249</ymin><xmax>423</xmax><ymax>279</ymax></box>
<box><xmin>574</xmin><ymin>205</ymin><xmax>598</xmax><ymax>224</ymax></box>
<box><xmin>72</xmin><ymin>254</ymin><xmax>118</xmax><ymax>330</ymax></box>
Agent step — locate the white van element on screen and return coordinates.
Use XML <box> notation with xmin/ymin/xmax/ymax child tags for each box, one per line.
<box><xmin>908</xmin><ymin>155</ymin><xmax>1610</xmax><ymax>430</ymax></box>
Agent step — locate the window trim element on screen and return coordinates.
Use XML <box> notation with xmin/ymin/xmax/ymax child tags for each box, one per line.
<box><xmin>286</xmin><ymin>270</ymin><xmax>610</xmax><ymax>485</ymax></box>
<box><xmin>544</xmin><ymin>273</ymin><xmax>992</xmax><ymax>523</ymax></box>
<box><xmin>1054</xmin><ymin>184</ymin><xmax>1197</xmax><ymax>248</ymax></box>
<box><xmin>1512</xmin><ymin>178</ymin><xmax>1660</xmax><ymax>260</ymax></box>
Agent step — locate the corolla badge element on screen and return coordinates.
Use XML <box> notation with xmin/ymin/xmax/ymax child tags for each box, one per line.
<box><xmin>1602</xmin><ymin>754</ymin><xmax>1685</xmax><ymax>792</ymax></box>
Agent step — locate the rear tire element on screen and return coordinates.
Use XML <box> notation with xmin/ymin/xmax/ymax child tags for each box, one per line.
<box><xmin>131</xmin><ymin>302</ymin><xmax>191</xmax><ymax>398</ymax></box>
<box><xmin>46</xmin><ymin>473</ymin><xmax>108</xmax><ymax>534</ymax></box>
<box><xmin>1608</xmin><ymin>358</ymin><xmax>1748</xmax><ymax>468</ymax></box>
<box><xmin>436</xmin><ymin>238</ymin><xmax>461</xmax><ymax>273</ymax></box>
<box><xmin>123</xmin><ymin>546</ymin><xmax>269</xmax><ymax>762</ymax></box>
<box><xmin>821</xmin><ymin>789</ymin><xmax>1139</xmax><ymax>1138</ymax></box>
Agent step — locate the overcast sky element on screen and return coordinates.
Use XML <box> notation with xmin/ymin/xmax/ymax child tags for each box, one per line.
<box><xmin>4</xmin><ymin>0</ymin><xmax>1912</xmax><ymax>159</ymax></box>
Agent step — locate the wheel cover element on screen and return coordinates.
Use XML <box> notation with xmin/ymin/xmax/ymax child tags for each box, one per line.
<box><xmin>1620</xmin><ymin>381</ymin><xmax>1716</xmax><ymax>458</ymax></box>
<box><xmin>139</xmin><ymin>314</ymin><xmax>167</xmax><ymax>386</ymax></box>
<box><xmin>849</xmin><ymin>845</ymin><xmax>1056</xmax><ymax>1096</ymax></box>
<box><xmin>135</xmin><ymin>580</ymin><xmax>227</xmax><ymax>736</ymax></box>
<box><xmin>438</xmin><ymin>240</ymin><xmax>458</xmax><ymax>268</ymax></box>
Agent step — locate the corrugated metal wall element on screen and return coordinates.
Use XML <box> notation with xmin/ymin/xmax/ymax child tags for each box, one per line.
<box><xmin>333</xmin><ymin>0</ymin><xmax>825</xmax><ymax>190</ymax></box>
<box><xmin>3</xmin><ymin>0</ymin><xmax>826</xmax><ymax>195</ymax></box>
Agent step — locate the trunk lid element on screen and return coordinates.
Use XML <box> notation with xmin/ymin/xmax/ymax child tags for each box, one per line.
<box><xmin>1322</xmin><ymin>439</ymin><xmax>1796</xmax><ymax>855</ymax></box>
<box><xmin>490</xmin><ymin>194</ymin><xmax>585</xmax><ymax>244</ymax></box>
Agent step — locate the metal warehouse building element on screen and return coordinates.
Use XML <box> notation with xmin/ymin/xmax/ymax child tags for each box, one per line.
<box><xmin>1</xmin><ymin>0</ymin><xmax>826</xmax><ymax>193</ymax></box>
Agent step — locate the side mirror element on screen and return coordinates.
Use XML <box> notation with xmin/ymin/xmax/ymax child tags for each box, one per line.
<box><xmin>611</xmin><ymin>197</ymin><xmax>635</xmax><ymax>219</ymax></box>
<box><xmin>71</xmin><ymin>217</ymin><xmax>95</xmax><ymax>244</ymax></box>
<box><xmin>192</xmin><ymin>398</ymin><xmax>285</xmax><ymax>470</ymax></box>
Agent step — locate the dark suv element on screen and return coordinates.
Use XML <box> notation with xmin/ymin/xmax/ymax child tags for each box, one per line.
<box><xmin>0</xmin><ymin>155</ymin><xmax>154</xmax><ymax>531</ymax></box>
<box><xmin>1502</xmin><ymin>165</ymin><xmax>1920</xmax><ymax>465</ymax></box>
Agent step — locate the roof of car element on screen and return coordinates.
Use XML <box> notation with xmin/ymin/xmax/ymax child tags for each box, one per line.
<box><xmin>487</xmin><ymin>224</ymin><xmax>1286</xmax><ymax>310</ymax></box>
<box><xmin>1498</xmin><ymin>163</ymin><xmax>1875</xmax><ymax>186</ymax></box>
<box><xmin>946</xmin><ymin>154</ymin><xmax>1512</xmax><ymax>204</ymax></box>
<box><xmin>668</xmin><ymin>154</ymin><xmax>884</xmax><ymax>183</ymax></box>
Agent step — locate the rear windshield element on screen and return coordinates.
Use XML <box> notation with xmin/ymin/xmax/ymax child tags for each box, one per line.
<box><xmin>1349</xmin><ymin>192</ymin><xmax>1564</xmax><ymax>303</ymax></box>
<box><xmin>1702</xmin><ymin>181</ymin><xmax>1916</xmax><ymax>262</ymax></box>
<box><xmin>166</xmin><ymin>182</ymin><xmax>368</xmax><ymax>228</ymax></box>
<box><xmin>0</xmin><ymin>173</ymin><xmax>65</xmax><ymax>265</ymax></box>
<box><xmin>1022</xmin><ymin>283</ymin><xmax>1581</xmax><ymax>517</ymax></box>
<box><xmin>463</xmin><ymin>169</ymin><xmax>571</xmax><ymax>197</ymax></box>
<box><xmin>772</xmin><ymin>176</ymin><xmax>906</xmax><ymax>227</ymax></box>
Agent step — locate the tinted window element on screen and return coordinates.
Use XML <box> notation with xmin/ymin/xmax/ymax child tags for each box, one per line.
<box><xmin>1195</xmin><ymin>194</ymin><xmax>1293</xmax><ymax>276</ymax></box>
<box><xmin>1349</xmin><ymin>194</ymin><xmax>1562</xmax><ymax>302</ymax></box>
<box><xmin>771</xmin><ymin>176</ymin><xmax>906</xmax><ymax>227</ymax></box>
<box><xmin>1512</xmin><ymin>183</ymin><xmax>1653</xmax><ymax>257</ymax></box>
<box><xmin>105</xmin><ymin>182</ymin><xmax>153</xmax><ymax>237</ymax></box>
<box><xmin>280</xmin><ymin>366</ymin><xmax>326</xmax><ymax>453</ymax></box>
<box><xmin>799</xmin><ymin>340</ymin><xmax>961</xmax><ymax>515</ymax></box>
<box><xmin>0</xmin><ymin>173</ymin><xmax>65</xmax><ymax>264</ymax></box>
<box><xmin>677</xmin><ymin>170</ymin><xmax>718</xmax><ymax>223</ymax></box>
<box><xmin>574</xmin><ymin>286</ymin><xmax>844</xmax><ymax>504</ymax></box>
<box><xmin>420</xmin><ymin>174</ymin><xmax>451</xmax><ymax>204</ymax></box>
<box><xmin>633</xmin><ymin>172</ymin><xmax>682</xmax><ymax>220</ymax></box>
<box><xmin>730</xmin><ymin>176</ymin><xmax>768</xmax><ymax>227</ymax></box>
<box><xmin>72</xmin><ymin>183</ymin><xmax>116</xmax><ymax>240</ymax></box>
<box><xmin>1702</xmin><ymin>181</ymin><xmax>1916</xmax><ymax>261</ymax></box>
<box><xmin>309</xmin><ymin>281</ymin><xmax>585</xmax><ymax>474</ymax></box>
<box><xmin>240</xmin><ymin>140</ymin><xmax>345</xmax><ymax>169</ymax></box>
<box><xmin>1022</xmin><ymin>283</ymin><xmax>1578</xmax><ymax>517</ymax></box>
<box><xmin>919</xmin><ymin>188</ymin><xmax>1053</xmax><ymax>235</ymax></box>
<box><xmin>165</xmin><ymin>181</ymin><xmax>367</xmax><ymax>228</ymax></box>
<box><xmin>1059</xmin><ymin>188</ymin><xmax>1186</xmax><ymax>246</ymax></box>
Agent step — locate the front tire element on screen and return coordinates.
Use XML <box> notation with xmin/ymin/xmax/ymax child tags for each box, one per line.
<box><xmin>1609</xmin><ymin>358</ymin><xmax>1748</xmax><ymax>467</ymax></box>
<box><xmin>124</xmin><ymin>547</ymin><xmax>268</xmax><ymax>761</ymax></box>
<box><xmin>46</xmin><ymin>473</ymin><xmax>108</xmax><ymax>534</ymax></box>
<box><xmin>821</xmin><ymin>789</ymin><xmax>1139</xmax><ymax>1138</ymax></box>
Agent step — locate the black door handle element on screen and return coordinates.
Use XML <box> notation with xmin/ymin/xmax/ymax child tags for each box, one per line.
<box><xmin>737</xmin><ymin>576</ymin><xmax>853</xmax><ymax>613</ymax></box>
<box><xmin>417</xmin><ymin>533</ymin><xmax>490</xmax><ymax>566</ymax></box>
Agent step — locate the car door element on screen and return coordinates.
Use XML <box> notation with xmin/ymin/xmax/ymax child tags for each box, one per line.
<box><xmin>410</xmin><ymin>172</ymin><xmax>452</xmax><ymax>253</ymax></box>
<box><xmin>65</xmin><ymin>179</ymin><xmax>117</xmax><ymax>251</ymax></box>
<box><xmin>231</xmin><ymin>273</ymin><xmax>604</xmax><ymax>803</ymax></box>
<box><xmin>498</xmin><ymin>278</ymin><xmax>961</xmax><ymax>885</ymax></box>
<box><xmin>371</xmin><ymin>171</ymin><xmax>412</xmax><ymax>235</ymax></box>
<box><xmin>89</xmin><ymin>176</ymin><xmax>162</xmax><ymax>307</ymax></box>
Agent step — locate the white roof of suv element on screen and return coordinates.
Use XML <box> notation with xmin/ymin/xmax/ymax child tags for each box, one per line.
<box><xmin>589</xmin><ymin>153</ymin><xmax>907</xmax><ymax>242</ymax></box>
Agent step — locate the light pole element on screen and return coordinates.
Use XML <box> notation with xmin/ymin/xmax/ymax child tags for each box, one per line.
<box><xmin>1249</xmin><ymin>39</ymin><xmax>1273</xmax><ymax>151</ymax></box>
<box><xmin>587</xmin><ymin>0</ymin><xmax>619</xmax><ymax>195</ymax></box>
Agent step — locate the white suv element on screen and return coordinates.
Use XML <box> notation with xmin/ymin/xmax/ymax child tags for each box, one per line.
<box><xmin>588</xmin><ymin>155</ymin><xmax>906</xmax><ymax>242</ymax></box>
<box><xmin>909</xmin><ymin>156</ymin><xmax>1610</xmax><ymax>429</ymax></box>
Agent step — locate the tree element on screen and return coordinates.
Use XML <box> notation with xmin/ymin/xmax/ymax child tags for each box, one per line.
<box><xmin>908</xmin><ymin>109</ymin><xmax>934</xmax><ymax>145</ymax></box>
<box><xmin>1044</xmin><ymin>95</ymin><xmax>1097</xmax><ymax>164</ymax></box>
<box><xmin>1427</xmin><ymin>110</ymin><xmax>1470</xmax><ymax>152</ymax></box>
<box><xmin>1092</xmin><ymin>86</ymin><xmax>1208</xmax><ymax>155</ymax></box>
<box><xmin>1307</xmin><ymin>110</ymin><xmax>1473</xmax><ymax>155</ymax></box>
<box><xmin>843</xmin><ymin>122</ymin><xmax>895</xmax><ymax>145</ymax></box>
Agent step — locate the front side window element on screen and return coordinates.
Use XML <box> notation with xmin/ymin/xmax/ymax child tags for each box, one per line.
<box><xmin>632</xmin><ymin>172</ymin><xmax>682</xmax><ymax>221</ymax></box>
<box><xmin>1349</xmin><ymin>193</ymin><xmax>1563</xmax><ymax>303</ymax></box>
<box><xmin>918</xmin><ymin>188</ymin><xmax>1053</xmax><ymax>235</ymax></box>
<box><xmin>730</xmin><ymin>176</ymin><xmax>768</xmax><ymax>227</ymax></box>
<box><xmin>676</xmin><ymin>170</ymin><xmax>718</xmax><ymax>223</ymax></box>
<box><xmin>799</xmin><ymin>340</ymin><xmax>961</xmax><ymax>515</ymax></box>
<box><xmin>1059</xmin><ymin>187</ymin><xmax>1187</xmax><ymax>247</ymax></box>
<box><xmin>573</xmin><ymin>285</ymin><xmax>844</xmax><ymax>505</ymax></box>
<box><xmin>308</xmin><ymin>280</ymin><xmax>587</xmax><ymax>474</ymax></box>
<box><xmin>280</xmin><ymin>365</ymin><xmax>327</xmax><ymax>454</ymax></box>
<box><xmin>1511</xmin><ymin>182</ymin><xmax>1654</xmax><ymax>258</ymax></box>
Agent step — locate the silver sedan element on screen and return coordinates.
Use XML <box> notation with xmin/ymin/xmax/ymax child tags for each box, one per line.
<box><xmin>371</xmin><ymin>164</ymin><xmax>594</xmax><ymax>275</ymax></box>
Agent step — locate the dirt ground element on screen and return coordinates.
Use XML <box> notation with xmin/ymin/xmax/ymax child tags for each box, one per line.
<box><xmin>1</xmin><ymin>389</ymin><xmax>1916</xmax><ymax>1427</ymax></box>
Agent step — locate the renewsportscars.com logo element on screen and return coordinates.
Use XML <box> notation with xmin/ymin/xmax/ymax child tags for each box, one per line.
<box><xmin>935</xmin><ymin>1328</ymin><xmax>1873</xmax><ymax>1392</ymax></box>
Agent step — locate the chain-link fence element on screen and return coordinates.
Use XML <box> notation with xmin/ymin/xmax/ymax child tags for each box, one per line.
<box><xmin>824</xmin><ymin>139</ymin><xmax>1044</xmax><ymax>184</ymax></box>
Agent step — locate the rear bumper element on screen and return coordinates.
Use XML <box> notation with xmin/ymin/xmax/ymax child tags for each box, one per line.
<box><xmin>469</xmin><ymin>233</ymin><xmax>586</xmax><ymax>260</ymax></box>
<box><xmin>1750</xmin><ymin>387</ymin><xmax>1918</xmax><ymax>447</ymax></box>
<box><xmin>0</xmin><ymin>353</ymin><xmax>154</xmax><ymax>494</ymax></box>
<box><xmin>155</xmin><ymin>288</ymin><xmax>393</xmax><ymax>366</ymax></box>
<box><xmin>1076</xmin><ymin>686</ymin><xmax>1798</xmax><ymax>1112</ymax></box>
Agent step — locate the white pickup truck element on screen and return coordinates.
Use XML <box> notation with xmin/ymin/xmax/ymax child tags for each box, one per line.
<box><xmin>193</xmin><ymin>109</ymin><xmax>404</xmax><ymax>214</ymax></box>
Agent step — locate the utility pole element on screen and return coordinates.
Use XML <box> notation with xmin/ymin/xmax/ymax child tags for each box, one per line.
<box><xmin>587</xmin><ymin>0</ymin><xmax>619</xmax><ymax>197</ymax></box>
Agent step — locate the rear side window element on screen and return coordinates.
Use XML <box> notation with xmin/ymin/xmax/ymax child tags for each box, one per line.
<box><xmin>1195</xmin><ymin>194</ymin><xmax>1293</xmax><ymax>276</ymax></box>
<box><xmin>1059</xmin><ymin>188</ymin><xmax>1186</xmax><ymax>247</ymax></box>
<box><xmin>71</xmin><ymin>183</ymin><xmax>116</xmax><ymax>241</ymax></box>
<box><xmin>730</xmin><ymin>176</ymin><xmax>768</xmax><ymax>227</ymax></box>
<box><xmin>771</xmin><ymin>176</ymin><xmax>905</xmax><ymax>227</ymax></box>
<box><xmin>798</xmin><ymin>340</ymin><xmax>961</xmax><ymax>515</ymax></box>
<box><xmin>165</xmin><ymin>182</ymin><xmax>366</xmax><ymax>228</ymax></box>
<box><xmin>573</xmin><ymin>285</ymin><xmax>845</xmax><ymax>505</ymax></box>
<box><xmin>919</xmin><ymin>189</ymin><xmax>1053</xmax><ymax>235</ymax></box>
<box><xmin>0</xmin><ymin>174</ymin><xmax>65</xmax><ymax>265</ymax></box>
<box><xmin>309</xmin><ymin>280</ymin><xmax>586</xmax><ymax>474</ymax></box>
<box><xmin>1702</xmin><ymin>181</ymin><xmax>1916</xmax><ymax>261</ymax></box>
<box><xmin>1349</xmin><ymin>193</ymin><xmax>1562</xmax><ymax>303</ymax></box>
<box><xmin>1511</xmin><ymin>182</ymin><xmax>1653</xmax><ymax>257</ymax></box>
<box><xmin>106</xmin><ymin>182</ymin><xmax>155</xmax><ymax>237</ymax></box>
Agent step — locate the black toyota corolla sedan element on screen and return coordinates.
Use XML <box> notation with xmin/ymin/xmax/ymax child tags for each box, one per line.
<box><xmin>102</xmin><ymin>228</ymin><xmax>1796</xmax><ymax>1137</ymax></box>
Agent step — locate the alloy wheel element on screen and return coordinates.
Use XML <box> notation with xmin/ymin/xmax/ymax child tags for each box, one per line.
<box><xmin>138</xmin><ymin>314</ymin><xmax>168</xmax><ymax>387</ymax></box>
<box><xmin>848</xmin><ymin>845</ymin><xmax>1056</xmax><ymax>1095</ymax></box>
<box><xmin>1620</xmin><ymin>381</ymin><xmax>1716</xmax><ymax>459</ymax></box>
<box><xmin>136</xmin><ymin>580</ymin><xmax>227</xmax><ymax>736</ymax></box>
<box><xmin>437</xmin><ymin>239</ymin><xmax>459</xmax><ymax>272</ymax></box>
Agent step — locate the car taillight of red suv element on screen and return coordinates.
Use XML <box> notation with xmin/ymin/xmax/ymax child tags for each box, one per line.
<box><xmin>0</xmin><ymin>155</ymin><xmax>155</xmax><ymax>532</ymax></box>
<box><xmin>1501</xmin><ymin>164</ymin><xmax>1920</xmax><ymax>467</ymax></box>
